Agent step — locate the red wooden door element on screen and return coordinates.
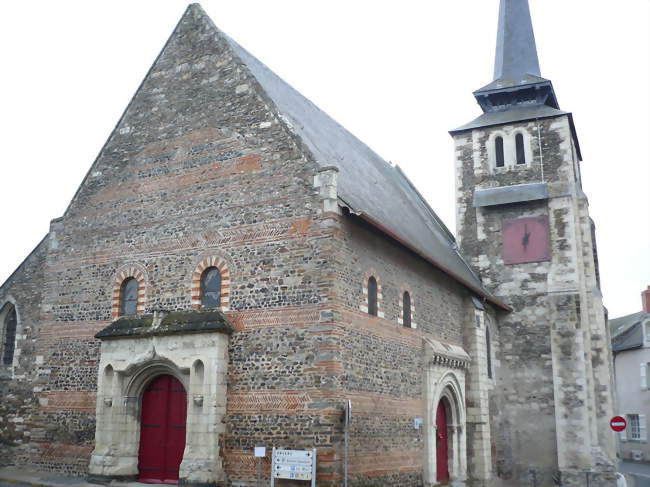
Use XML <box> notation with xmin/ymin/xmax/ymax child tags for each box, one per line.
<box><xmin>436</xmin><ymin>401</ymin><xmax>450</xmax><ymax>483</ymax></box>
<box><xmin>138</xmin><ymin>375</ymin><xmax>187</xmax><ymax>484</ymax></box>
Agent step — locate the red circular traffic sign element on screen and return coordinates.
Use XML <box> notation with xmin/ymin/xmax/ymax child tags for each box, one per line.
<box><xmin>610</xmin><ymin>416</ymin><xmax>627</xmax><ymax>432</ymax></box>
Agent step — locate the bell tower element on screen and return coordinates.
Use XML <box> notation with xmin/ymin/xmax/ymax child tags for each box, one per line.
<box><xmin>451</xmin><ymin>0</ymin><xmax>617</xmax><ymax>485</ymax></box>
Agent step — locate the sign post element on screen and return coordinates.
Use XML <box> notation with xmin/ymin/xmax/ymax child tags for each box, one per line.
<box><xmin>254</xmin><ymin>446</ymin><xmax>266</xmax><ymax>487</ymax></box>
<box><xmin>610</xmin><ymin>416</ymin><xmax>627</xmax><ymax>432</ymax></box>
<box><xmin>271</xmin><ymin>448</ymin><xmax>317</xmax><ymax>487</ymax></box>
<box><xmin>344</xmin><ymin>400</ymin><xmax>351</xmax><ymax>487</ymax></box>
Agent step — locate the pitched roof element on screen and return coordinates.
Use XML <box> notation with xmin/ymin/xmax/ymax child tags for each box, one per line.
<box><xmin>206</xmin><ymin>7</ymin><xmax>507</xmax><ymax>309</ymax></box>
<box><xmin>450</xmin><ymin>104</ymin><xmax>569</xmax><ymax>134</ymax></box>
<box><xmin>610</xmin><ymin>311</ymin><xmax>650</xmax><ymax>352</ymax></box>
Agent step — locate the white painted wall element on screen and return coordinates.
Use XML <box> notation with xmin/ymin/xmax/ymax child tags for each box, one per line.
<box><xmin>615</xmin><ymin>321</ymin><xmax>650</xmax><ymax>462</ymax></box>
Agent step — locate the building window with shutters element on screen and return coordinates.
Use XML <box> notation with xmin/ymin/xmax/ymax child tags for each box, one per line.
<box><xmin>626</xmin><ymin>414</ymin><xmax>647</xmax><ymax>442</ymax></box>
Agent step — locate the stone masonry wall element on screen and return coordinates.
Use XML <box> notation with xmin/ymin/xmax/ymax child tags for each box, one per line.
<box><xmin>1</xmin><ymin>5</ymin><xmax>486</xmax><ymax>486</ymax></box>
<box><xmin>328</xmin><ymin>215</ymin><xmax>470</xmax><ymax>486</ymax></box>
<box><xmin>455</xmin><ymin>117</ymin><xmax>564</xmax><ymax>485</ymax></box>
<box><xmin>454</xmin><ymin>115</ymin><xmax>616</xmax><ymax>486</ymax></box>
<box><xmin>2</xmin><ymin>6</ymin><xmax>338</xmax><ymax>480</ymax></box>
<box><xmin>0</xmin><ymin>239</ymin><xmax>48</xmax><ymax>467</ymax></box>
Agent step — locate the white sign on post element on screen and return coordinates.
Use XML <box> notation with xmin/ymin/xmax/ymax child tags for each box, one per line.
<box><xmin>271</xmin><ymin>448</ymin><xmax>317</xmax><ymax>487</ymax></box>
<box><xmin>254</xmin><ymin>446</ymin><xmax>266</xmax><ymax>457</ymax></box>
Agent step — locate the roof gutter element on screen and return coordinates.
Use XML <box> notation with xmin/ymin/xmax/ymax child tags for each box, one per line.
<box><xmin>350</xmin><ymin>210</ymin><xmax>512</xmax><ymax>312</ymax></box>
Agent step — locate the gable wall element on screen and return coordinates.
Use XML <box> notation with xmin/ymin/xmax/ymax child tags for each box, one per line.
<box><xmin>16</xmin><ymin>7</ymin><xmax>338</xmax><ymax>477</ymax></box>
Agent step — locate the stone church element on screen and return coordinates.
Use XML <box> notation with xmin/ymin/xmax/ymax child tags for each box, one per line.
<box><xmin>0</xmin><ymin>1</ymin><xmax>618</xmax><ymax>486</ymax></box>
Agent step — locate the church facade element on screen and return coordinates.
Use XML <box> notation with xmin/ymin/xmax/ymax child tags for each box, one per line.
<box><xmin>0</xmin><ymin>2</ymin><xmax>618</xmax><ymax>486</ymax></box>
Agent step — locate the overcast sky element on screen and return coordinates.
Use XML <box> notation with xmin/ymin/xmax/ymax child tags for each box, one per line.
<box><xmin>0</xmin><ymin>0</ymin><xmax>648</xmax><ymax>318</ymax></box>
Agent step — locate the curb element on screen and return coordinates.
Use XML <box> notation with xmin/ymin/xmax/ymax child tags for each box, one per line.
<box><xmin>0</xmin><ymin>473</ymin><xmax>97</xmax><ymax>487</ymax></box>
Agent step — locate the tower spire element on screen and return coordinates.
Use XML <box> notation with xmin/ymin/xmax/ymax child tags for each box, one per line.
<box><xmin>494</xmin><ymin>0</ymin><xmax>541</xmax><ymax>81</ymax></box>
<box><xmin>473</xmin><ymin>0</ymin><xmax>559</xmax><ymax>113</ymax></box>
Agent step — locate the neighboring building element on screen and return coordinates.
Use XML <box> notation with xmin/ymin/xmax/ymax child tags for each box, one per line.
<box><xmin>612</xmin><ymin>287</ymin><xmax>650</xmax><ymax>462</ymax></box>
<box><xmin>0</xmin><ymin>1</ymin><xmax>619</xmax><ymax>486</ymax></box>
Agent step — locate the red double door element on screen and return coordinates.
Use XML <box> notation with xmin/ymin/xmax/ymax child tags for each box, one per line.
<box><xmin>436</xmin><ymin>401</ymin><xmax>450</xmax><ymax>483</ymax></box>
<box><xmin>138</xmin><ymin>375</ymin><xmax>187</xmax><ymax>484</ymax></box>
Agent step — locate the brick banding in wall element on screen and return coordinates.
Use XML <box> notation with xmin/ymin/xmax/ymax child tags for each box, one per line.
<box><xmin>191</xmin><ymin>256</ymin><xmax>230</xmax><ymax>310</ymax></box>
<box><xmin>111</xmin><ymin>265</ymin><xmax>147</xmax><ymax>319</ymax></box>
<box><xmin>360</xmin><ymin>270</ymin><xmax>384</xmax><ymax>318</ymax></box>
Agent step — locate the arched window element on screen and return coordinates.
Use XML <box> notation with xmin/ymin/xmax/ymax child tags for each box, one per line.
<box><xmin>515</xmin><ymin>133</ymin><xmax>526</xmax><ymax>164</ymax></box>
<box><xmin>367</xmin><ymin>277</ymin><xmax>378</xmax><ymax>316</ymax></box>
<box><xmin>495</xmin><ymin>136</ymin><xmax>505</xmax><ymax>167</ymax></box>
<box><xmin>201</xmin><ymin>267</ymin><xmax>221</xmax><ymax>308</ymax></box>
<box><xmin>120</xmin><ymin>278</ymin><xmax>139</xmax><ymax>316</ymax></box>
<box><xmin>486</xmin><ymin>327</ymin><xmax>493</xmax><ymax>379</ymax></box>
<box><xmin>2</xmin><ymin>305</ymin><xmax>17</xmax><ymax>366</ymax></box>
<box><xmin>403</xmin><ymin>291</ymin><xmax>412</xmax><ymax>328</ymax></box>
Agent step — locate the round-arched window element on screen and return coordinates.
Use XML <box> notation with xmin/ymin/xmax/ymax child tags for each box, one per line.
<box><xmin>367</xmin><ymin>277</ymin><xmax>378</xmax><ymax>316</ymax></box>
<box><xmin>495</xmin><ymin>136</ymin><xmax>505</xmax><ymax>167</ymax></box>
<box><xmin>2</xmin><ymin>305</ymin><xmax>17</xmax><ymax>366</ymax></box>
<box><xmin>201</xmin><ymin>267</ymin><xmax>221</xmax><ymax>308</ymax></box>
<box><xmin>120</xmin><ymin>278</ymin><xmax>139</xmax><ymax>316</ymax></box>
<box><xmin>403</xmin><ymin>291</ymin><xmax>412</xmax><ymax>328</ymax></box>
<box><xmin>515</xmin><ymin>133</ymin><xmax>526</xmax><ymax>165</ymax></box>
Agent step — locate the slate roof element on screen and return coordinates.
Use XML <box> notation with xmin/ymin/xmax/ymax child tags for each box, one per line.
<box><xmin>483</xmin><ymin>0</ymin><xmax>542</xmax><ymax>91</ymax></box>
<box><xmin>610</xmin><ymin>311</ymin><xmax>650</xmax><ymax>352</ymax></box>
<box><xmin>450</xmin><ymin>104</ymin><xmax>569</xmax><ymax>134</ymax></box>
<box><xmin>199</xmin><ymin>7</ymin><xmax>507</xmax><ymax>310</ymax></box>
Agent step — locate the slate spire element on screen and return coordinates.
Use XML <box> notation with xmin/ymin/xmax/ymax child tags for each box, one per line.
<box><xmin>473</xmin><ymin>0</ymin><xmax>559</xmax><ymax>113</ymax></box>
<box><xmin>494</xmin><ymin>0</ymin><xmax>541</xmax><ymax>81</ymax></box>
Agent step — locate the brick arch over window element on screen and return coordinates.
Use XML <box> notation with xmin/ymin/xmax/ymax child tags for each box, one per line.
<box><xmin>191</xmin><ymin>256</ymin><xmax>230</xmax><ymax>311</ymax></box>
<box><xmin>360</xmin><ymin>270</ymin><xmax>384</xmax><ymax>318</ymax></box>
<box><xmin>111</xmin><ymin>265</ymin><xmax>147</xmax><ymax>319</ymax></box>
<box><xmin>398</xmin><ymin>287</ymin><xmax>418</xmax><ymax>329</ymax></box>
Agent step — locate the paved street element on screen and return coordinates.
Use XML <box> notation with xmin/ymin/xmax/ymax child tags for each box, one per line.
<box><xmin>621</xmin><ymin>461</ymin><xmax>650</xmax><ymax>487</ymax></box>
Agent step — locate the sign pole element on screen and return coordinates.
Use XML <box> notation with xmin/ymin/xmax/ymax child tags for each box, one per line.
<box><xmin>344</xmin><ymin>400</ymin><xmax>351</xmax><ymax>487</ymax></box>
<box><xmin>312</xmin><ymin>449</ymin><xmax>317</xmax><ymax>487</ymax></box>
<box><xmin>270</xmin><ymin>447</ymin><xmax>275</xmax><ymax>487</ymax></box>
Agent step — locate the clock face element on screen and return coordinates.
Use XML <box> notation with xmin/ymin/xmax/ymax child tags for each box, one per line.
<box><xmin>502</xmin><ymin>216</ymin><xmax>551</xmax><ymax>265</ymax></box>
